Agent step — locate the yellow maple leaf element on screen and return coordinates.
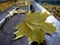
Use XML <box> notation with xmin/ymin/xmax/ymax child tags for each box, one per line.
<box><xmin>14</xmin><ymin>12</ymin><xmax>56</xmax><ymax>44</ymax></box>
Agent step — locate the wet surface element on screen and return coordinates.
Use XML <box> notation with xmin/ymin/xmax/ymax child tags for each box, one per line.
<box><xmin>3</xmin><ymin>14</ymin><xmax>26</xmax><ymax>34</ymax></box>
<box><xmin>0</xmin><ymin>11</ymin><xmax>29</xmax><ymax>45</ymax></box>
<box><xmin>0</xmin><ymin>4</ymin><xmax>29</xmax><ymax>45</ymax></box>
<box><xmin>0</xmin><ymin>12</ymin><xmax>29</xmax><ymax>45</ymax></box>
<box><xmin>0</xmin><ymin>1</ymin><xmax>60</xmax><ymax>45</ymax></box>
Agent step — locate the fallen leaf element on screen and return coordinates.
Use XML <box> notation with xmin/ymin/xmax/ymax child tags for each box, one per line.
<box><xmin>14</xmin><ymin>12</ymin><xmax>56</xmax><ymax>44</ymax></box>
